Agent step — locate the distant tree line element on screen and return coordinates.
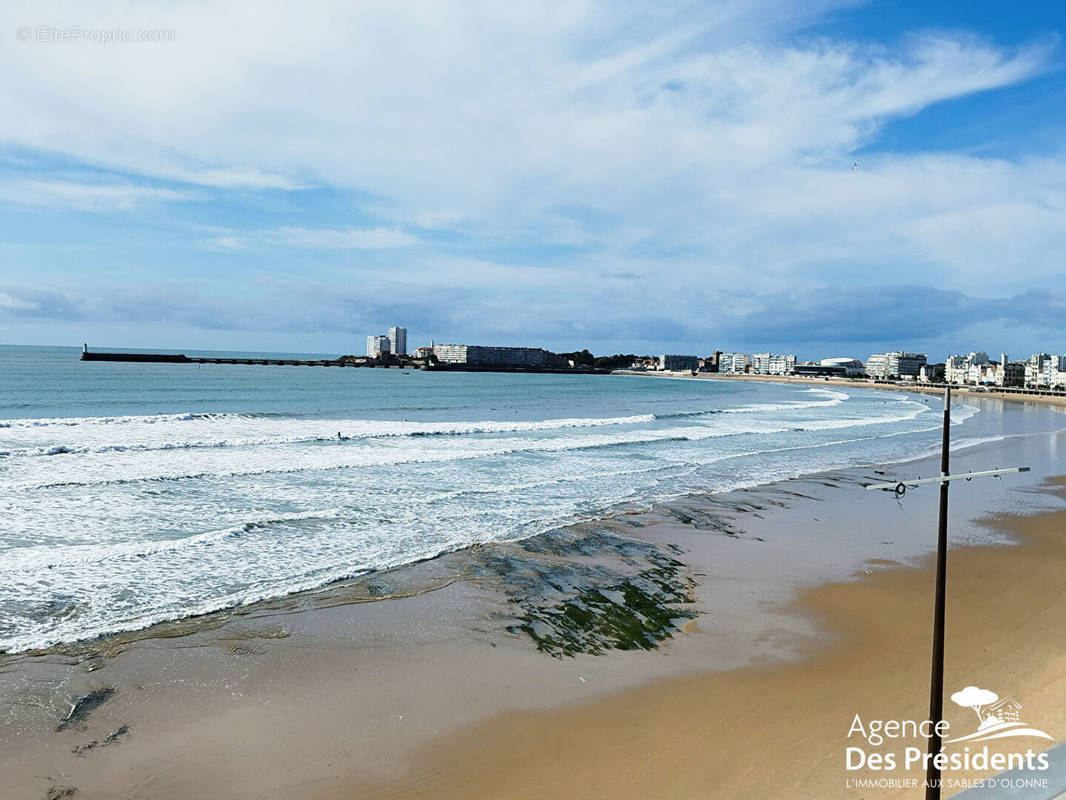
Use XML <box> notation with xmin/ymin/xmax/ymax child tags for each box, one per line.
<box><xmin>557</xmin><ymin>350</ymin><xmax>645</xmax><ymax>370</ymax></box>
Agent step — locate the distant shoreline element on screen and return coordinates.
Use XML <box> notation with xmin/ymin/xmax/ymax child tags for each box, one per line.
<box><xmin>613</xmin><ymin>369</ymin><xmax>1066</xmax><ymax>409</ymax></box>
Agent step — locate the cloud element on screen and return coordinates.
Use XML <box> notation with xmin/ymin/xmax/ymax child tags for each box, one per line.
<box><xmin>0</xmin><ymin>179</ymin><xmax>195</xmax><ymax>210</ymax></box>
<box><xmin>272</xmin><ymin>226</ymin><xmax>417</xmax><ymax>249</ymax></box>
<box><xmin>0</xmin><ymin>1</ymin><xmax>1061</xmax><ymax>353</ymax></box>
<box><xmin>207</xmin><ymin>226</ymin><xmax>417</xmax><ymax>250</ymax></box>
<box><xmin>0</xmin><ymin>5</ymin><xmax>1052</xmax><ymax>218</ymax></box>
<box><xmin>158</xmin><ymin>166</ymin><xmax>301</xmax><ymax>190</ymax></box>
<box><xmin>3</xmin><ymin>279</ymin><xmax>1063</xmax><ymax>358</ymax></box>
<box><xmin>0</xmin><ymin>291</ymin><xmax>37</xmax><ymax>310</ymax></box>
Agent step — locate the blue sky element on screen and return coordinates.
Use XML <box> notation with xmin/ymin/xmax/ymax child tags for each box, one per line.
<box><xmin>0</xmin><ymin>0</ymin><xmax>1064</xmax><ymax>361</ymax></box>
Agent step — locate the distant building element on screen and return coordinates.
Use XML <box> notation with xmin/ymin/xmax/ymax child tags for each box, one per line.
<box><xmin>367</xmin><ymin>335</ymin><xmax>390</xmax><ymax>358</ymax></box>
<box><xmin>1000</xmin><ymin>360</ymin><xmax>1025</xmax><ymax>387</ymax></box>
<box><xmin>943</xmin><ymin>352</ymin><xmax>1026</xmax><ymax>387</ymax></box>
<box><xmin>944</xmin><ymin>351</ymin><xmax>989</xmax><ymax>384</ymax></box>
<box><xmin>990</xmin><ymin>354</ymin><xmax>1025</xmax><ymax>387</ymax></box>
<box><xmin>413</xmin><ymin>346</ymin><xmax>434</xmax><ymax>360</ymax></box>
<box><xmin>702</xmin><ymin>350</ymin><xmax>723</xmax><ymax>373</ymax></box>
<box><xmin>433</xmin><ymin>344</ymin><xmax>556</xmax><ymax>368</ymax></box>
<box><xmin>433</xmin><ymin>344</ymin><xmax>469</xmax><ymax>363</ymax></box>
<box><xmin>945</xmin><ymin>351</ymin><xmax>989</xmax><ymax>384</ymax></box>
<box><xmin>1044</xmin><ymin>356</ymin><xmax>1066</xmax><ymax>389</ymax></box>
<box><xmin>919</xmin><ymin>363</ymin><xmax>946</xmax><ymax>383</ymax></box>
<box><xmin>794</xmin><ymin>363</ymin><xmax>845</xmax><ymax>377</ymax></box>
<box><xmin>795</xmin><ymin>358</ymin><xmax>864</xmax><ymax>378</ymax></box>
<box><xmin>1025</xmin><ymin>354</ymin><xmax>1053</xmax><ymax>387</ymax></box>
<box><xmin>866</xmin><ymin>351</ymin><xmax>927</xmax><ymax>380</ymax></box>
<box><xmin>630</xmin><ymin>356</ymin><xmax>659</xmax><ymax>370</ymax></box>
<box><xmin>388</xmin><ymin>326</ymin><xmax>407</xmax><ymax>356</ymax></box>
<box><xmin>1025</xmin><ymin>353</ymin><xmax>1066</xmax><ymax>388</ymax></box>
<box><xmin>719</xmin><ymin>353</ymin><xmax>750</xmax><ymax>374</ymax></box>
<box><xmin>820</xmin><ymin>357</ymin><xmax>864</xmax><ymax>376</ymax></box>
<box><xmin>751</xmin><ymin>353</ymin><xmax>797</xmax><ymax>376</ymax></box>
<box><xmin>659</xmin><ymin>354</ymin><xmax>699</xmax><ymax>372</ymax></box>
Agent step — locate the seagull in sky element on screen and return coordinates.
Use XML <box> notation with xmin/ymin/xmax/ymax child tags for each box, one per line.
<box><xmin>851</xmin><ymin>160</ymin><xmax>859</xmax><ymax>170</ymax></box>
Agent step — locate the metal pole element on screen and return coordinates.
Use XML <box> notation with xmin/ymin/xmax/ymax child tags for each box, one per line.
<box><xmin>925</xmin><ymin>386</ymin><xmax>951</xmax><ymax>799</ymax></box>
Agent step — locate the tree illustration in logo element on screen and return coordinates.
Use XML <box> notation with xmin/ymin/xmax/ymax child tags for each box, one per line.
<box><xmin>950</xmin><ymin>686</ymin><xmax>999</xmax><ymax>727</ymax></box>
<box><xmin>945</xmin><ymin>685</ymin><xmax>1053</xmax><ymax>744</ymax></box>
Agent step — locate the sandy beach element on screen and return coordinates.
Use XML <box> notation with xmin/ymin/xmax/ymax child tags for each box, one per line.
<box><xmin>359</xmin><ymin>480</ymin><xmax>1066</xmax><ymax>800</ymax></box>
<box><xmin>2</xmin><ymin>409</ymin><xmax>1063</xmax><ymax>800</ymax></box>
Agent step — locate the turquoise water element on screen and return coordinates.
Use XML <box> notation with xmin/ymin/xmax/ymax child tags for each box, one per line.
<box><xmin>1</xmin><ymin>344</ymin><xmax>1060</xmax><ymax>652</ymax></box>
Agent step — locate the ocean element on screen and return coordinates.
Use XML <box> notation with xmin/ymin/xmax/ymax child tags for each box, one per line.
<box><xmin>1</xmin><ymin>344</ymin><xmax>1060</xmax><ymax>653</ymax></box>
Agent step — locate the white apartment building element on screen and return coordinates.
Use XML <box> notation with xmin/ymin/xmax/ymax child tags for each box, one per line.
<box><xmin>1025</xmin><ymin>353</ymin><xmax>1066</xmax><ymax>388</ymax></box>
<box><xmin>719</xmin><ymin>353</ymin><xmax>750</xmax><ymax>374</ymax></box>
<box><xmin>1046</xmin><ymin>356</ymin><xmax>1066</xmax><ymax>388</ymax></box>
<box><xmin>943</xmin><ymin>352</ymin><xmax>1026</xmax><ymax>387</ymax></box>
<box><xmin>751</xmin><ymin>353</ymin><xmax>797</xmax><ymax>375</ymax></box>
<box><xmin>945</xmin><ymin>352</ymin><xmax>989</xmax><ymax>384</ymax></box>
<box><xmin>866</xmin><ymin>351</ymin><xmax>927</xmax><ymax>380</ymax></box>
<box><xmin>387</xmin><ymin>326</ymin><xmax>407</xmax><ymax>356</ymax></box>
<box><xmin>1025</xmin><ymin>354</ymin><xmax>1052</xmax><ymax>386</ymax></box>
<box><xmin>432</xmin><ymin>344</ymin><xmax>468</xmax><ymax>363</ymax></box>
<box><xmin>366</xmin><ymin>335</ymin><xmax>390</xmax><ymax>358</ymax></box>
<box><xmin>432</xmin><ymin>344</ymin><xmax>554</xmax><ymax>367</ymax></box>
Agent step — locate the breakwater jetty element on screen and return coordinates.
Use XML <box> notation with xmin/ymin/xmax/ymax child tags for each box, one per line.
<box><xmin>81</xmin><ymin>350</ymin><xmax>351</xmax><ymax>367</ymax></box>
<box><xmin>78</xmin><ymin>347</ymin><xmax>612</xmax><ymax>374</ymax></box>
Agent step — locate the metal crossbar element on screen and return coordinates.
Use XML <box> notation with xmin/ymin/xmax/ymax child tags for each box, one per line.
<box><xmin>866</xmin><ymin>466</ymin><xmax>1029</xmax><ymax>493</ymax></box>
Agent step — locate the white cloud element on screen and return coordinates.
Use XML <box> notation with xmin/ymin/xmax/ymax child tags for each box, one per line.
<box><xmin>0</xmin><ymin>179</ymin><xmax>194</xmax><ymax>210</ymax></box>
<box><xmin>0</xmin><ymin>291</ymin><xmax>37</xmax><ymax>310</ymax></box>
<box><xmin>157</xmin><ymin>166</ymin><xmax>300</xmax><ymax>190</ymax></box>
<box><xmin>0</xmin><ymin>0</ymin><xmax>1060</xmax><ymax>296</ymax></box>
<box><xmin>208</xmin><ymin>226</ymin><xmax>416</xmax><ymax>250</ymax></box>
<box><xmin>275</xmin><ymin>226</ymin><xmax>416</xmax><ymax>249</ymax></box>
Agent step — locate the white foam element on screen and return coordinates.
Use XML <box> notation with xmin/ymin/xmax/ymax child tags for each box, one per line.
<box><xmin>0</xmin><ymin>412</ymin><xmax>658</xmax><ymax>458</ymax></box>
<box><xmin>1</xmin><ymin>383</ymin><xmax>1004</xmax><ymax>653</ymax></box>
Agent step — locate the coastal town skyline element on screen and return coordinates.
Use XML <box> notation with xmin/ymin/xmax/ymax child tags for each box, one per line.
<box><xmin>346</xmin><ymin>319</ymin><xmax>1066</xmax><ymax>388</ymax></box>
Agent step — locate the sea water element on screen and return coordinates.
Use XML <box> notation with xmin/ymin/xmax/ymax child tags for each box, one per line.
<box><xmin>1</xmin><ymin>344</ymin><xmax>1060</xmax><ymax>652</ymax></box>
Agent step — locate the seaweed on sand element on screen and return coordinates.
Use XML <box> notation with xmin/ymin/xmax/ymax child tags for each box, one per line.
<box><xmin>56</xmin><ymin>687</ymin><xmax>114</xmax><ymax>731</ymax></box>
<box><xmin>487</xmin><ymin>528</ymin><xmax>697</xmax><ymax>658</ymax></box>
<box><xmin>515</xmin><ymin>566</ymin><xmax>695</xmax><ymax>658</ymax></box>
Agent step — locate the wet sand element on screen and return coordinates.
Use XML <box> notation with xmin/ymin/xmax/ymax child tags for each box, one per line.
<box><xmin>360</xmin><ymin>481</ymin><xmax>1066</xmax><ymax>799</ymax></box>
<box><xmin>2</xmin><ymin>426</ymin><xmax>1063</xmax><ymax>800</ymax></box>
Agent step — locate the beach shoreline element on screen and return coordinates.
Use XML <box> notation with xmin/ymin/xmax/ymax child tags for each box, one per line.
<box><xmin>614</xmin><ymin>369</ymin><xmax>1066</xmax><ymax>409</ymax></box>
<box><xmin>1</xmin><ymin>410</ymin><xmax>1063</xmax><ymax>799</ymax></box>
<box><xmin>362</xmin><ymin>478</ymin><xmax>1066</xmax><ymax>800</ymax></box>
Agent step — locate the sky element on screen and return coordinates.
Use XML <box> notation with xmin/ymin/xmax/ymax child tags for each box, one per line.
<box><xmin>0</xmin><ymin>0</ymin><xmax>1064</xmax><ymax>361</ymax></box>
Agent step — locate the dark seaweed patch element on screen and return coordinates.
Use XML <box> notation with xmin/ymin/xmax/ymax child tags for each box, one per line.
<box><xmin>104</xmin><ymin>724</ymin><xmax>130</xmax><ymax>745</ymax></box>
<box><xmin>515</xmin><ymin>567</ymin><xmax>695</xmax><ymax>658</ymax></box>
<box><xmin>482</xmin><ymin>527</ymin><xmax>696</xmax><ymax>658</ymax></box>
<box><xmin>56</xmin><ymin>687</ymin><xmax>114</xmax><ymax>731</ymax></box>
